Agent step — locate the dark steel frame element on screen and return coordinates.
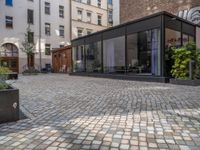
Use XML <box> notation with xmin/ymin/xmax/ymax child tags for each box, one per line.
<box><xmin>71</xmin><ymin>11</ymin><xmax>198</xmax><ymax>78</ymax></box>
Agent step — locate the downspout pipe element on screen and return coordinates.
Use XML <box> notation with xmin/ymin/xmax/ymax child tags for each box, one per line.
<box><xmin>39</xmin><ymin>0</ymin><xmax>42</xmax><ymax>71</ymax></box>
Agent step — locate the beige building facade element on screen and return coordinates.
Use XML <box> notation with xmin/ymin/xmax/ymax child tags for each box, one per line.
<box><xmin>71</xmin><ymin>0</ymin><xmax>113</xmax><ymax>39</ymax></box>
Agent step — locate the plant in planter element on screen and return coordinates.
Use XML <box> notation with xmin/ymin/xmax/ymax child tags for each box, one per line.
<box><xmin>0</xmin><ymin>67</ymin><xmax>11</xmax><ymax>81</ymax></box>
<box><xmin>170</xmin><ymin>42</ymin><xmax>200</xmax><ymax>86</ymax></box>
<box><xmin>0</xmin><ymin>67</ymin><xmax>19</xmax><ymax>123</ymax></box>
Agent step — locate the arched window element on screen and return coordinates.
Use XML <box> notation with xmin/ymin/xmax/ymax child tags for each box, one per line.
<box><xmin>0</xmin><ymin>43</ymin><xmax>19</xmax><ymax>72</ymax></box>
<box><xmin>0</xmin><ymin>43</ymin><xmax>18</xmax><ymax>57</ymax></box>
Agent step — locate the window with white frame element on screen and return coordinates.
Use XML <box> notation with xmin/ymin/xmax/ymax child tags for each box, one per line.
<box><xmin>87</xmin><ymin>29</ymin><xmax>92</xmax><ymax>35</ymax></box>
<box><xmin>77</xmin><ymin>9</ymin><xmax>83</xmax><ymax>21</ymax></box>
<box><xmin>97</xmin><ymin>15</ymin><xmax>102</xmax><ymax>25</ymax></box>
<box><xmin>77</xmin><ymin>28</ymin><xmax>83</xmax><ymax>37</ymax></box>
<box><xmin>59</xmin><ymin>5</ymin><xmax>64</xmax><ymax>18</ymax></box>
<box><xmin>45</xmin><ymin>44</ymin><xmax>51</xmax><ymax>55</ymax></box>
<box><xmin>59</xmin><ymin>25</ymin><xmax>64</xmax><ymax>37</ymax></box>
<box><xmin>45</xmin><ymin>23</ymin><xmax>51</xmax><ymax>36</ymax></box>
<box><xmin>87</xmin><ymin>12</ymin><xmax>92</xmax><ymax>23</ymax></box>
<box><xmin>87</xmin><ymin>0</ymin><xmax>91</xmax><ymax>5</ymax></box>
<box><xmin>45</xmin><ymin>2</ymin><xmax>50</xmax><ymax>15</ymax></box>
<box><xmin>97</xmin><ymin>0</ymin><xmax>101</xmax><ymax>8</ymax></box>
<box><xmin>5</xmin><ymin>16</ymin><xmax>13</xmax><ymax>28</ymax></box>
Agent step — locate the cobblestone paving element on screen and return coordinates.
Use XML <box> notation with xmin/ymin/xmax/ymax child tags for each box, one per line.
<box><xmin>0</xmin><ymin>74</ymin><xmax>200</xmax><ymax>150</ymax></box>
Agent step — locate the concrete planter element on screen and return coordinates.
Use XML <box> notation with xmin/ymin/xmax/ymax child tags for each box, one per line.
<box><xmin>0</xmin><ymin>86</ymin><xmax>19</xmax><ymax>123</ymax></box>
<box><xmin>170</xmin><ymin>78</ymin><xmax>200</xmax><ymax>86</ymax></box>
<box><xmin>7</xmin><ymin>73</ymin><xmax>18</xmax><ymax>80</ymax></box>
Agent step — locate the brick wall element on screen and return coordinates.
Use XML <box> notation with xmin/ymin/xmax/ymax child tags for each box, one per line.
<box><xmin>120</xmin><ymin>0</ymin><xmax>200</xmax><ymax>23</ymax></box>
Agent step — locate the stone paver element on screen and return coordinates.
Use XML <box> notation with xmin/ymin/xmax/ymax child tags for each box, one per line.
<box><xmin>0</xmin><ymin>74</ymin><xmax>200</xmax><ymax>150</ymax></box>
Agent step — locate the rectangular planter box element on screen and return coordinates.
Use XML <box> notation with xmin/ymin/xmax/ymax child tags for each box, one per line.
<box><xmin>0</xmin><ymin>86</ymin><xmax>19</xmax><ymax>124</ymax></box>
<box><xmin>1</xmin><ymin>73</ymin><xmax>18</xmax><ymax>80</ymax></box>
<box><xmin>8</xmin><ymin>73</ymin><xmax>18</xmax><ymax>80</ymax></box>
<box><xmin>170</xmin><ymin>79</ymin><xmax>200</xmax><ymax>86</ymax></box>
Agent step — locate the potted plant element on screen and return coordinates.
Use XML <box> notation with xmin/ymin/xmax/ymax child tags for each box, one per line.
<box><xmin>170</xmin><ymin>42</ymin><xmax>200</xmax><ymax>86</ymax></box>
<box><xmin>0</xmin><ymin>67</ymin><xmax>19</xmax><ymax>123</ymax></box>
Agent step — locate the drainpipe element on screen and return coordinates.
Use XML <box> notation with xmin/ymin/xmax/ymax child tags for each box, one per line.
<box><xmin>39</xmin><ymin>0</ymin><xmax>42</xmax><ymax>71</ymax></box>
<box><xmin>69</xmin><ymin>0</ymin><xmax>72</xmax><ymax>41</ymax></box>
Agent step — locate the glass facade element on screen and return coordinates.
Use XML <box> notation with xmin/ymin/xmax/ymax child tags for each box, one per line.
<box><xmin>103</xmin><ymin>36</ymin><xmax>125</xmax><ymax>73</ymax></box>
<box><xmin>72</xmin><ymin>13</ymin><xmax>197</xmax><ymax>78</ymax></box>
<box><xmin>127</xmin><ymin>29</ymin><xmax>161</xmax><ymax>75</ymax></box>
<box><xmin>73</xmin><ymin>45</ymin><xmax>85</xmax><ymax>72</ymax></box>
<box><xmin>85</xmin><ymin>41</ymin><xmax>102</xmax><ymax>72</ymax></box>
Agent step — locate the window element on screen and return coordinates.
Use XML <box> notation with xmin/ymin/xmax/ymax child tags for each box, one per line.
<box><xmin>5</xmin><ymin>0</ymin><xmax>12</xmax><ymax>6</ymax></box>
<box><xmin>87</xmin><ymin>30</ymin><xmax>92</xmax><ymax>35</ymax></box>
<box><xmin>5</xmin><ymin>16</ymin><xmax>13</xmax><ymax>28</ymax></box>
<box><xmin>45</xmin><ymin>23</ymin><xmax>51</xmax><ymax>36</ymax></box>
<box><xmin>28</xmin><ymin>32</ymin><xmax>34</xmax><ymax>43</ymax></box>
<box><xmin>60</xmin><ymin>45</ymin><xmax>64</xmax><ymax>48</ymax></box>
<box><xmin>0</xmin><ymin>43</ymin><xmax>18</xmax><ymax>57</ymax></box>
<box><xmin>77</xmin><ymin>28</ymin><xmax>83</xmax><ymax>37</ymax></box>
<box><xmin>87</xmin><ymin>0</ymin><xmax>91</xmax><ymax>5</ymax></box>
<box><xmin>59</xmin><ymin>25</ymin><xmax>64</xmax><ymax>37</ymax></box>
<box><xmin>77</xmin><ymin>10</ymin><xmax>83</xmax><ymax>21</ymax></box>
<box><xmin>59</xmin><ymin>5</ymin><xmax>64</xmax><ymax>18</ymax></box>
<box><xmin>97</xmin><ymin>15</ymin><xmax>102</xmax><ymax>25</ymax></box>
<box><xmin>45</xmin><ymin>2</ymin><xmax>50</xmax><ymax>15</ymax></box>
<box><xmin>87</xmin><ymin>12</ymin><xmax>92</xmax><ymax>23</ymax></box>
<box><xmin>27</xmin><ymin>9</ymin><xmax>34</xmax><ymax>24</ymax></box>
<box><xmin>45</xmin><ymin>44</ymin><xmax>51</xmax><ymax>55</ymax></box>
<box><xmin>108</xmin><ymin>10</ymin><xmax>113</xmax><ymax>25</ymax></box>
<box><xmin>97</xmin><ymin>0</ymin><xmax>101</xmax><ymax>8</ymax></box>
<box><xmin>108</xmin><ymin>0</ymin><xmax>112</xmax><ymax>5</ymax></box>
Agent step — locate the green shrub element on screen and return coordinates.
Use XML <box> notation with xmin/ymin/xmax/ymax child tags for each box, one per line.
<box><xmin>171</xmin><ymin>42</ymin><xmax>200</xmax><ymax>80</ymax></box>
<box><xmin>0</xmin><ymin>67</ymin><xmax>11</xmax><ymax>90</ymax></box>
<box><xmin>0</xmin><ymin>67</ymin><xmax>12</xmax><ymax>81</ymax></box>
<box><xmin>0</xmin><ymin>81</ymin><xmax>9</xmax><ymax>90</ymax></box>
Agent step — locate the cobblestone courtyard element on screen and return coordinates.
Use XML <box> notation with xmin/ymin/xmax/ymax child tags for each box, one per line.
<box><xmin>0</xmin><ymin>74</ymin><xmax>200</xmax><ymax>150</ymax></box>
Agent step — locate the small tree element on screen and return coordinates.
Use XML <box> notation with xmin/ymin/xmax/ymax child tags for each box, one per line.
<box><xmin>21</xmin><ymin>25</ymin><xmax>35</xmax><ymax>69</ymax></box>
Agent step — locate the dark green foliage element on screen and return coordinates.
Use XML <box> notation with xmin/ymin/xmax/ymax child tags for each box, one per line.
<box><xmin>171</xmin><ymin>42</ymin><xmax>200</xmax><ymax>80</ymax></box>
<box><xmin>0</xmin><ymin>67</ymin><xmax>11</xmax><ymax>90</ymax></box>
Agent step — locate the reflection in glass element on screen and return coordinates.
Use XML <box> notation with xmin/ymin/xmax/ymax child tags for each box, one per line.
<box><xmin>85</xmin><ymin>41</ymin><xmax>102</xmax><ymax>72</ymax></box>
<box><xmin>165</xmin><ymin>28</ymin><xmax>181</xmax><ymax>76</ymax></box>
<box><xmin>183</xmin><ymin>34</ymin><xmax>195</xmax><ymax>45</ymax></box>
<box><xmin>103</xmin><ymin>36</ymin><xmax>125</xmax><ymax>73</ymax></box>
<box><xmin>72</xmin><ymin>45</ymin><xmax>85</xmax><ymax>72</ymax></box>
<box><xmin>127</xmin><ymin>28</ymin><xmax>161</xmax><ymax>75</ymax></box>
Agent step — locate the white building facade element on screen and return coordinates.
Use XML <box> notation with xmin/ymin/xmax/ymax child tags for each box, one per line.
<box><xmin>0</xmin><ymin>0</ymin><xmax>71</xmax><ymax>73</ymax></box>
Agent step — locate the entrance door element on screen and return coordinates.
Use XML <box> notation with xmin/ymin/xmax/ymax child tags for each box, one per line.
<box><xmin>29</xmin><ymin>54</ymin><xmax>35</xmax><ymax>68</ymax></box>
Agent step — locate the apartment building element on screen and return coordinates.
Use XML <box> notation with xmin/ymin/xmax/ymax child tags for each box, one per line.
<box><xmin>71</xmin><ymin>0</ymin><xmax>115</xmax><ymax>39</ymax></box>
<box><xmin>0</xmin><ymin>0</ymin><xmax>71</xmax><ymax>73</ymax></box>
